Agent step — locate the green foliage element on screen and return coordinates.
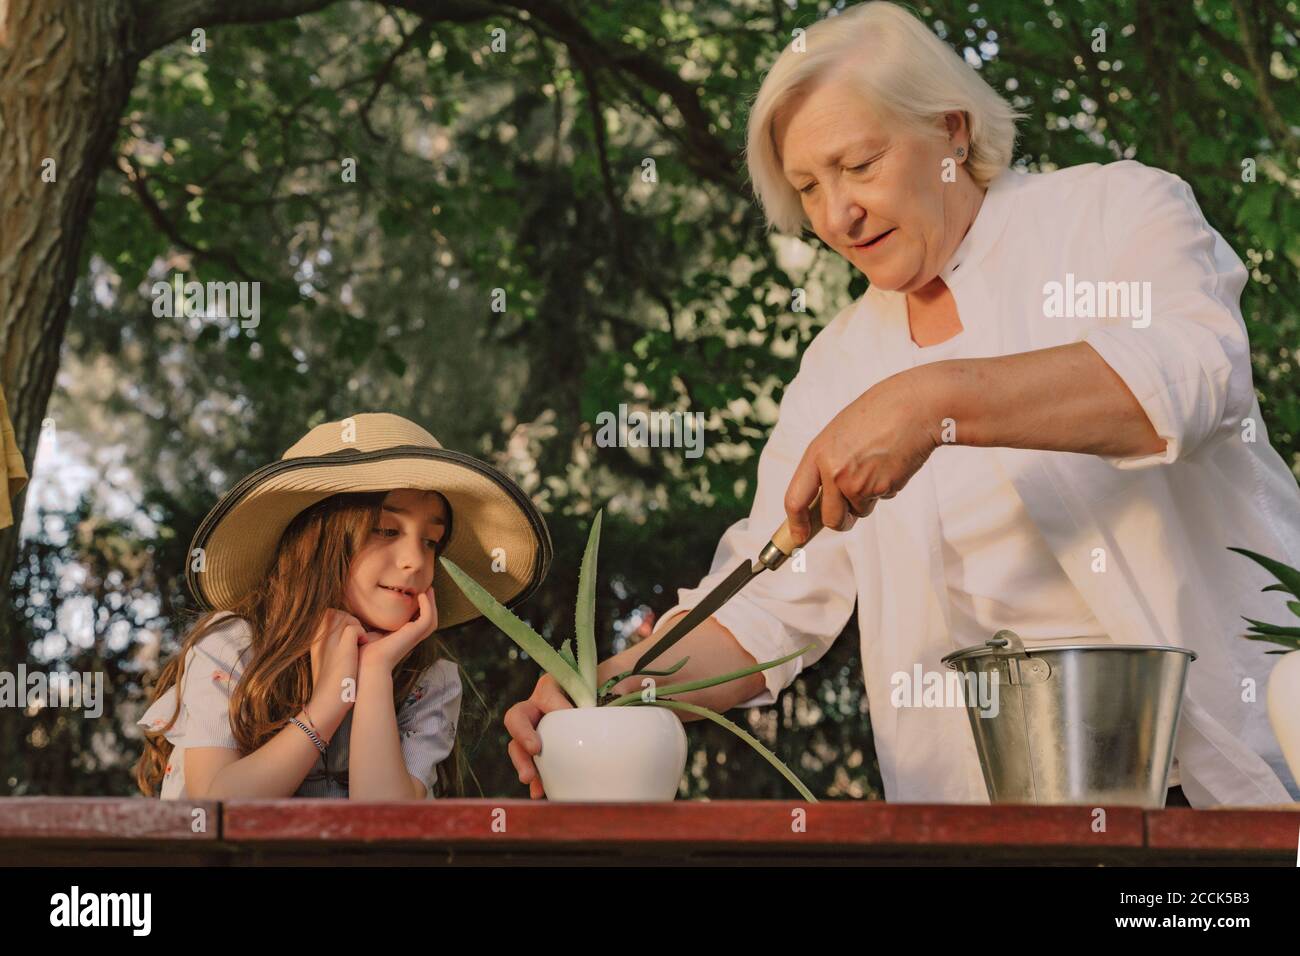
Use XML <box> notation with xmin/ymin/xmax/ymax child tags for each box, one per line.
<box><xmin>574</xmin><ymin>509</ymin><xmax>601</xmax><ymax>698</ymax></box>
<box><xmin>439</xmin><ymin>555</ymin><xmax>598</xmax><ymax>708</ymax></box>
<box><xmin>1229</xmin><ymin>547</ymin><xmax>1300</xmax><ymax>653</ymax></box>
<box><xmin>441</xmin><ymin>508</ymin><xmax>817</xmax><ymax>796</ymax></box>
<box><xmin>12</xmin><ymin>0</ymin><xmax>1296</xmax><ymax>799</ymax></box>
<box><xmin>641</xmin><ymin>699</ymin><xmax>817</xmax><ymax>802</ymax></box>
<box><xmin>603</xmin><ymin>643</ymin><xmax>812</xmax><ymax>705</ymax></box>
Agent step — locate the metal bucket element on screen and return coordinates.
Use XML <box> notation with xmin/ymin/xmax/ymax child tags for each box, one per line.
<box><xmin>940</xmin><ymin>629</ymin><xmax>1196</xmax><ymax>808</ymax></box>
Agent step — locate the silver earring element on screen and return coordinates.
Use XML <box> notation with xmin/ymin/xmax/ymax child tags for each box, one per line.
<box><xmin>955</xmin><ymin>146</ymin><xmax>966</xmax><ymax>160</ymax></box>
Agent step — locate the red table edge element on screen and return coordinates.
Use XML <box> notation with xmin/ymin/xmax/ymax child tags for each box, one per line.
<box><xmin>0</xmin><ymin>799</ymin><xmax>1294</xmax><ymax>852</ymax></box>
<box><xmin>223</xmin><ymin>799</ymin><xmax>1140</xmax><ymax>848</ymax></box>
<box><xmin>0</xmin><ymin>798</ymin><xmax>220</xmax><ymax>841</ymax></box>
<box><xmin>1146</xmin><ymin>806</ymin><xmax>1300</xmax><ymax>851</ymax></box>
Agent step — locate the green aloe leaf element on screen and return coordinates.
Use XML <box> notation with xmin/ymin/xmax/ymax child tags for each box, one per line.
<box><xmin>559</xmin><ymin>639</ymin><xmax>580</xmax><ymax>674</ymax></box>
<box><xmin>637</xmin><ymin>661</ymin><xmax>691</xmax><ymax>676</ymax></box>
<box><xmin>1244</xmin><ymin>633</ymin><xmax>1300</xmax><ymax>652</ymax></box>
<box><xmin>440</xmin><ymin>556</ymin><xmax>597</xmax><ymax>708</ymax></box>
<box><xmin>598</xmin><ymin>656</ymin><xmax>690</xmax><ymax>698</ymax></box>
<box><xmin>1228</xmin><ymin>547</ymin><xmax>1300</xmax><ymax>598</ymax></box>
<box><xmin>1243</xmin><ymin>617</ymin><xmax>1300</xmax><ymax>638</ymax></box>
<box><xmin>639</xmin><ymin>698</ymin><xmax>817</xmax><ymax>803</ymax></box>
<box><xmin>1287</xmin><ymin>601</ymin><xmax>1300</xmax><ymax>620</ymax></box>
<box><xmin>604</xmin><ymin>643</ymin><xmax>815</xmax><ymax>706</ymax></box>
<box><xmin>575</xmin><ymin>510</ymin><xmax>602</xmax><ymax>701</ymax></box>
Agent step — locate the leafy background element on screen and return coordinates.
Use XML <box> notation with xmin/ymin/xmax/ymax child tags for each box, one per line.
<box><xmin>4</xmin><ymin>0</ymin><xmax>1297</xmax><ymax>798</ymax></box>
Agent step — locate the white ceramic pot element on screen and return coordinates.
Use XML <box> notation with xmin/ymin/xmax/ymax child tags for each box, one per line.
<box><xmin>1267</xmin><ymin>649</ymin><xmax>1300</xmax><ymax>787</ymax></box>
<box><xmin>534</xmin><ymin>705</ymin><xmax>688</xmax><ymax>802</ymax></box>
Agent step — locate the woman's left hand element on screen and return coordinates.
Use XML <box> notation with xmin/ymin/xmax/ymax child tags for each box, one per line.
<box><xmin>785</xmin><ymin>367</ymin><xmax>943</xmax><ymax>542</ymax></box>
<box><xmin>357</xmin><ymin>587</ymin><xmax>439</xmax><ymax>673</ymax></box>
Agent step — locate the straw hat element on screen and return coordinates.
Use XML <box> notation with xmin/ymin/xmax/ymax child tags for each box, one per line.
<box><xmin>186</xmin><ymin>412</ymin><xmax>552</xmax><ymax>631</ymax></box>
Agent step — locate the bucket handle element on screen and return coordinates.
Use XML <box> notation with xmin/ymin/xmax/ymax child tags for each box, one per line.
<box><xmin>986</xmin><ymin>629</ymin><xmax>1051</xmax><ymax>686</ymax></box>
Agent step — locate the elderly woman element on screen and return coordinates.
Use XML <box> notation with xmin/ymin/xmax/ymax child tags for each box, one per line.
<box><xmin>506</xmin><ymin>1</ymin><xmax>1300</xmax><ymax>806</ymax></box>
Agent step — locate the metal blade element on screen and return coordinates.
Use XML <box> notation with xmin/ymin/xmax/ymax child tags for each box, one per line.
<box><xmin>631</xmin><ymin>559</ymin><xmax>765</xmax><ymax>674</ymax></box>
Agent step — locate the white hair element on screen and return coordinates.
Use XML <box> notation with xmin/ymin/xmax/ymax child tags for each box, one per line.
<box><xmin>744</xmin><ymin>1</ymin><xmax>1025</xmax><ymax>235</ymax></box>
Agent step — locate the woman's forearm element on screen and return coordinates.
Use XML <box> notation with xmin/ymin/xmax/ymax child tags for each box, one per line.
<box><xmin>348</xmin><ymin>663</ymin><xmax>423</xmax><ymax>800</ymax></box>
<box><xmin>924</xmin><ymin>341</ymin><xmax>1167</xmax><ymax>458</ymax></box>
<box><xmin>199</xmin><ymin>702</ymin><xmax>346</xmax><ymax>799</ymax></box>
<box><xmin>596</xmin><ymin>611</ymin><xmax>768</xmax><ymax>720</ymax></box>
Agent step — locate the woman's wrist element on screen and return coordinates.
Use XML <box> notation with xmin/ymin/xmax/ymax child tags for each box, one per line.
<box><xmin>899</xmin><ymin>362</ymin><xmax>958</xmax><ymax>450</ymax></box>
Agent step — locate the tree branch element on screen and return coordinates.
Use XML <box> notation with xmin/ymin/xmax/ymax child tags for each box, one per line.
<box><xmin>133</xmin><ymin>0</ymin><xmax>341</xmax><ymax>57</ymax></box>
<box><xmin>513</xmin><ymin>0</ymin><xmax>740</xmax><ymax>191</ymax></box>
<box><xmin>521</xmin><ymin>22</ymin><xmax>565</xmax><ymax>176</ymax></box>
<box><xmin>573</xmin><ymin>54</ymin><xmax>628</xmax><ymax>271</ymax></box>
<box><xmin>391</xmin><ymin>0</ymin><xmax>742</xmax><ymax>192</ymax></box>
<box><xmin>118</xmin><ymin>157</ymin><xmax>257</xmax><ymax>281</ymax></box>
<box><xmin>133</xmin><ymin>0</ymin><xmax>743</xmax><ymax>195</ymax></box>
<box><xmin>1227</xmin><ymin>0</ymin><xmax>1298</xmax><ymax>153</ymax></box>
<box><xmin>358</xmin><ymin>15</ymin><xmax>435</xmax><ymax>142</ymax></box>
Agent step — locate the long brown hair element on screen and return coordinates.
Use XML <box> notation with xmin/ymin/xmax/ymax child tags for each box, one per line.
<box><xmin>135</xmin><ymin>490</ymin><xmax>469</xmax><ymax>798</ymax></box>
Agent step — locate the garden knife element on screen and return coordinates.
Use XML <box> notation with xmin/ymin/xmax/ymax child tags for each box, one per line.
<box><xmin>631</xmin><ymin>488</ymin><xmax>829</xmax><ymax>674</ymax></box>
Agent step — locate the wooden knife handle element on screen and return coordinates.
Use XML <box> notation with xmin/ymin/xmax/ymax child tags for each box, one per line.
<box><xmin>770</xmin><ymin>486</ymin><xmax>826</xmax><ymax>556</ymax></box>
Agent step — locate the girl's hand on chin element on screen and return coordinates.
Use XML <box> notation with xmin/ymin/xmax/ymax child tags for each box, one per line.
<box><xmin>357</xmin><ymin>587</ymin><xmax>438</xmax><ymax>672</ymax></box>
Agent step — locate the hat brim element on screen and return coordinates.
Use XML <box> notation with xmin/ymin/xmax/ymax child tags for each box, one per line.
<box><xmin>186</xmin><ymin>446</ymin><xmax>552</xmax><ymax>632</ymax></box>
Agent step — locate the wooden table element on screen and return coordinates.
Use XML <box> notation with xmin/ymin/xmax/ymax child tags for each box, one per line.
<box><xmin>0</xmin><ymin>798</ymin><xmax>1295</xmax><ymax>866</ymax></box>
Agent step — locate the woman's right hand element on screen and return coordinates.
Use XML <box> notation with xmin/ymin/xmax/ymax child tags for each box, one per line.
<box><xmin>308</xmin><ymin>609</ymin><xmax>366</xmax><ymax>727</ymax></box>
<box><xmin>504</xmin><ymin>673</ymin><xmax>574</xmax><ymax>799</ymax></box>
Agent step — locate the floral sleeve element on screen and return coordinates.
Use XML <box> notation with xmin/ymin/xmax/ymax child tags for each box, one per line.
<box><xmin>136</xmin><ymin>612</ymin><xmax>253</xmax><ymax>750</ymax></box>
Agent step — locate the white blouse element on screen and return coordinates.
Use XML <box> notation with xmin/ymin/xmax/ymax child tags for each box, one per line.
<box><xmin>137</xmin><ymin>611</ymin><xmax>462</xmax><ymax>799</ymax></box>
<box><xmin>910</xmin><ymin>317</ymin><xmax>1108</xmax><ymax>648</ymax></box>
<box><xmin>905</xmin><ymin>309</ymin><xmax>1184</xmax><ymax>785</ymax></box>
<box><xmin>653</xmin><ymin>160</ymin><xmax>1300</xmax><ymax>806</ymax></box>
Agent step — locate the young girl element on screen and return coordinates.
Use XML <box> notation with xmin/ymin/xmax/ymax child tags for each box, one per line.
<box><xmin>134</xmin><ymin>412</ymin><xmax>552</xmax><ymax>800</ymax></box>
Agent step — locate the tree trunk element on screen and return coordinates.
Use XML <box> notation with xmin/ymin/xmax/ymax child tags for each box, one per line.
<box><xmin>0</xmin><ymin>1</ymin><xmax>139</xmax><ymax>583</ymax></box>
<box><xmin>0</xmin><ymin>0</ymin><xmax>139</xmax><ymax>782</ymax></box>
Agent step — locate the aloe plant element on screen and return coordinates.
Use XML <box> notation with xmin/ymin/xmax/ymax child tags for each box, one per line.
<box><xmin>1228</xmin><ymin>547</ymin><xmax>1300</xmax><ymax>654</ymax></box>
<box><xmin>439</xmin><ymin>508</ymin><xmax>818</xmax><ymax>801</ymax></box>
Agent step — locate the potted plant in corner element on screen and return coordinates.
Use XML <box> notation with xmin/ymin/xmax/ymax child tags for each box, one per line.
<box><xmin>1229</xmin><ymin>546</ymin><xmax>1300</xmax><ymax>787</ymax></box>
<box><xmin>440</xmin><ymin>510</ymin><xmax>817</xmax><ymax>803</ymax></box>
